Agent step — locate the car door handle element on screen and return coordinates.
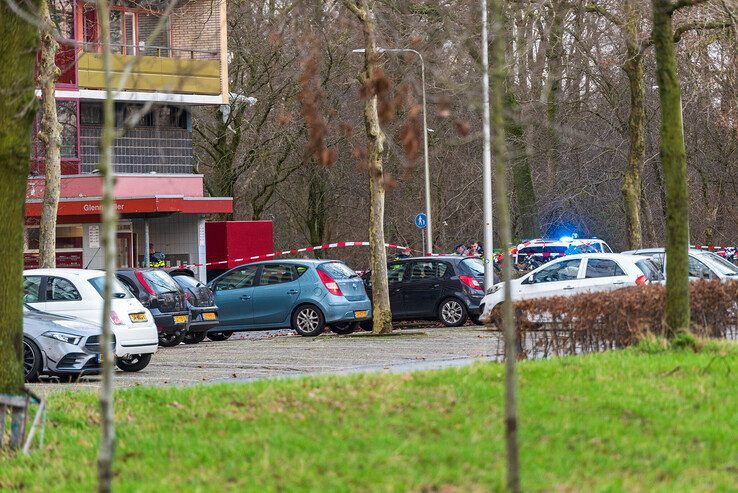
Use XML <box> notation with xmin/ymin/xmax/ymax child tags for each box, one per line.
<box><xmin>286</xmin><ymin>289</ymin><xmax>298</xmax><ymax>295</ymax></box>
<box><xmin>240</xmin><ymin>295</ymin><xmax>251</xmax><ymax>301</ymax></box>
<box><xmin>562</xmin><ymin>286</ymin><xmax>575</xmax><ymax>290</ymax></box>
<box><xmin>612</xmin><ymin>281</ymin><xmax>625</xmax><ymax>285</ymax></box>
<box><xmin>432</xmin><ymin>284</ymin><xmax>440</xmax><ymax>288</ymax></box>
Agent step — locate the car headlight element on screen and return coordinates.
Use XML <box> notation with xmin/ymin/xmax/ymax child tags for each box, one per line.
<box><xmin>42</xmin><ymin>331</ymin><xmax>82</xmax><ymax>345</ymax></box>
<box><xmin>486</xmin><ymin>284</ymin><xmax>502</xmax><ymax>296</ymax></box>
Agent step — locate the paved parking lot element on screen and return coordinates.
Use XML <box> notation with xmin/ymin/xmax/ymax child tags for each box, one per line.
<box><xmin>32</xmin><ymin>326</ymin><xmax>501</xmax><ymax>392</ymax></box>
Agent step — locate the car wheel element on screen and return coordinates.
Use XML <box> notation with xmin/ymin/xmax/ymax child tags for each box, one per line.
<box><xmin>330</xmin><ymin>322</ymin><xmax>359</xmax><ymax>335</ymax></box>
<box><xmin>184</xmin><ymin>331</ymin><xmax>208</xmax><ymax>344</ymax></box>
<box><xmin>360</xmin><ymin>320</ymin><xmax>373</xmax><ymax>332</ymax></box>
<box><xmin>206</xmin><ymin>331</ymin><xmax>233</xmax><ymax>342</ymax></box>
<box><xmin>158</xmin><ymin>331</ymin><xmax>186</xmax><ymax>347</ymax></box>
<box><xmin>115</xmin><ymin>353</ymin><xmax>152</xmax><ymax>372</ymax></box>
<box><xmin>438</xmin><ymin>298</ymin><xmax>468</xmax><ymax>327</ymax></box>
<box><xmin>292</xmin><ymin>305</ymin><xmax>325</xmax><ymax>337</ymax></box>
<box><xmin>23</xmin><ymin>337</ymin><xmax>43</xmax><ymax>382</ymax></box>
<box><xmin>470</xmin><ymin>314</ymin><xmax>485</xmax><ymax>326</ymax></box>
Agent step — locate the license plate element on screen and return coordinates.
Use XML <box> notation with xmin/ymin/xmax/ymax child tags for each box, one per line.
<box><xmin>354</xmin><ymin>310</ymin><xmax>368</xmax><ymax>318</ymax></box>
<box><xmin>129</xmin><ymin>312</ymin><xmax>148</xmax><ymax>323</ymax></box>
<box><xmin>174</xmin><ymin>315</ymin><xmax>187</xmax><ymax>324</ymax></box>
<box><xmin>203</xmin><ymin>312</ymin><xmax>217</xmax><ymax>321</ymax></box>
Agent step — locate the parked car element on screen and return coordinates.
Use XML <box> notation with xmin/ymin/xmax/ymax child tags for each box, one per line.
<box><xmin>479</xmin><ymin>253</ymin><xmax>664</xmax><ymax>321</ymax></box>
<box><xmin>514</xmin><ymin>237</ymin><xmax>613</xmax><ymax>265</ymax></box>
<box><xmin>23</xmin><ymin>269</ymin><xmax>157</xmax><ymax>372</ymax></box>
<box><xmin>362</xmin><ymin>256</ymin><xmax>493</xmax><ymax>327</ymax></box>
<box><xmin>23</xmin><ymin>304</ymin><xmax>105</xmax><ymax>381</ymax></box>
<box><xmin>167</xmin><ymin>268</ymin><xmax>219</xmax><ymax>344</ymax></box>
<box><xmin>208</xmin><ymin>259</ymin><xmax>371</xmax><ymax>337</ymax></box>
<box><xmin>116</xmin><ymin>268</ymin><xmax>190</xmax><ymax>347</ymax></box>
<box><xmin>622</xmin><ymin>248</ymin><xmax>738</xmax><ymax>280</ymax></box>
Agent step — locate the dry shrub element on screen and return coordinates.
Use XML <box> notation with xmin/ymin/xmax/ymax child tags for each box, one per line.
<box><xmin>487</xmin><ymin>280</ymin><xmax>738</xmax><ymax>358</ymax></box>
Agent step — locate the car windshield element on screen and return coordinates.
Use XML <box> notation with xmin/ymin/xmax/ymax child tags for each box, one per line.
<box><xmin>89</xmin><ymin>276</ymin><xmax>133</xmax><ymax>298</ymax></box>
<box><xmin>698</xmin><ymin>252</ymin><xmax>738</xmax><ymax>276</ymax></box>
<box><xmin>460</xmin><ymin>258</ymin><xmax>484</xmax><ymax>276</ymax></box>
<box><xmin>320</xmin><ymin>262</ymin><xmax>359</xmax><ymax>279</ymax></box>
<box><xmin>143</xmin><ymin>270</ymin><xmax>181</xmax><ymax>293</ymax></box>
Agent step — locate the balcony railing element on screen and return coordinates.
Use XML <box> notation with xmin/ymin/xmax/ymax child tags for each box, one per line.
<box><xmin>78</xmin><ymin>43</ymin><xmax>221</xmax><ymax>95</ymax></box>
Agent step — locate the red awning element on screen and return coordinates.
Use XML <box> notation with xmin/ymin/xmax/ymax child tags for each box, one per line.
<box><xmin>25</xmin><ymin>196</ymin><xmax>233</xmax><ymax>217</ymax></box>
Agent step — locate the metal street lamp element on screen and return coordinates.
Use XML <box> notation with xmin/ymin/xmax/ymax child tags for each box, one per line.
<box><xmin>352</xmin><ymin>47</ymin><xmax>433</xmax><ymax>254</ymax></box>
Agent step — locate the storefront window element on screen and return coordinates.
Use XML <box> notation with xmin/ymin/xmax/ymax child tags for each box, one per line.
<box><xmin>25</xmin><ymin>225</ymin><xmax>83</xmax><ymax>250</ymax></box>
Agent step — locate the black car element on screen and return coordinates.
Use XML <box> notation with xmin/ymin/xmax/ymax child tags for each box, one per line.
<box><xmin>116</xmin><ymin>268</ymin><xmax>189</xmax><ymax>347</ymax></box>
<box><xmin>362</xmin><ymin>256</ymin><xmax>494</xmax><ymax>326</ymax></box>
<box><xmin>167</xmin><ymin>268</ymin><xmax>220</xmax><ymax>344</ymax></box>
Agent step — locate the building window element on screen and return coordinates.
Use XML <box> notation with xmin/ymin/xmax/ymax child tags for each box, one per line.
<box><xmin>25</xmin><ymin>225</ymin><xmax>84</xmax><ymax>251</ymax></box>
<box><xmin>33</xmin><ymin>100</ymin><xmax>79</xmax><ymax>160</ymax></box>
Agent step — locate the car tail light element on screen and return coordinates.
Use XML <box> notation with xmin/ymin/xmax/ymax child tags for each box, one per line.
<box><xmin>110</xmin><ymin>310</ymin><xmax>123</xmax><ymax>325</ymax></box>
<box><xmin>317</xmin><ymin>269</ymin><xmax>343</xmax><ymax>296</ymax></box>
<box><xmin>185</xmin><ymin>291</ymin><xmax>190</xmax><ymax>301</ymax></box>
<box><xmin>635</xmin><ymin>275</ymin><xmax>648</xmax><ymax>286</ymax></box>
<box><xmin>135</xmin><ymin>271</ymin><xmax>157</xmax><ymax>296</ymax></box>
<box><xmin>459</xmin><ymin>275</ymin><xmax>482</xmax><ymax>291</ymax></box>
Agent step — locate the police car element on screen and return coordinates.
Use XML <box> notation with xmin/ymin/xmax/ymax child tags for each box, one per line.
<box><xmin>513</xmin><ymin>236</ymin><xmax>613</xmax><ymax>265</ymax></box>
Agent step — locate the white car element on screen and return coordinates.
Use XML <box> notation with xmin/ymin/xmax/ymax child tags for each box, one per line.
<box><xmin>23</xmin><ymin>268</ymin><xmax>158</xmax><ymax>372</ymax></box>
<box><xmin>622</xmin><ymin>248</ymin><xmax>738</xmax><ymax>280</ymax></box>
<box><xmin>480</xmin><ymin>253</ymin><xmax>663</xmax><ymax>320</ymax></box>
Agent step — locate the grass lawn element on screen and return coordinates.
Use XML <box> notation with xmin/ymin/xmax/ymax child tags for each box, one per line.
<box><xmin>1</xmin><ymin>343</ymin><xmax>737</xmax><ymax>492</ymax></box>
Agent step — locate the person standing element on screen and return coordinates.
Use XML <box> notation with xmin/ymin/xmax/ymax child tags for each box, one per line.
<box><xmin>149</xmin><ymin>243</ymin><xmax>166</xmax><ymax>268</ymax></box>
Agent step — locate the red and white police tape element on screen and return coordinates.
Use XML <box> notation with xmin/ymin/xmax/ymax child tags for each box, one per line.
<box><xmin>179</xmin><ymin>241</ymin><xmax>412</xmax><ymax>268</ymax></box>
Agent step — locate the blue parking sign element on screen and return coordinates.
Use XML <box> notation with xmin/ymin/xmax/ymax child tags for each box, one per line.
<box><xmin>415</xmin><ymin>213</ymin><xmax>427</xmax><ymax>229</ymax></box>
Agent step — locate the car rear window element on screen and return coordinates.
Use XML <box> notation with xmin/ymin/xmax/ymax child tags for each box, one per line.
<box><xmin>172</xmin><ymin>274</ymin><xmax>203</xmax><ymax>289</ymax></box>
<box><xmin>142</xmin><ymin>270</ymin><xmax>181</xmax><ymax>294</ymax></box>
<box><xmin>459</xmin><ymin>258</ymin><xmax>484</xmax><ymax>276</ymax></box>
<box><xmin>89</xmin><ymin>276</ymin><xmax>133</xmax><ymax>299</ymax></box>
<box><xmin>636</xmin><ymin>259</ymin><xmax>664</xmax><ymax>281</ymax></box>
<box><xmin>319</xmin><ymin>262</ymin><xmax>359</xmax><ymax>279</ymax></box>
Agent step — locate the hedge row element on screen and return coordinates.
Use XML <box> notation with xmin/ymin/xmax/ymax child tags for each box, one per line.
<box><xmin>485</xmin><ymin>280</ymin><xmax>738</xmax><ymax>357</ymax></box>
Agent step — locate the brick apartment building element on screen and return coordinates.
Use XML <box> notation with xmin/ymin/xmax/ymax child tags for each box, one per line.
<box><xmin>24</xmin><ymin>0</ymin><xmax>232</xmax><ymax>281</ymax></box>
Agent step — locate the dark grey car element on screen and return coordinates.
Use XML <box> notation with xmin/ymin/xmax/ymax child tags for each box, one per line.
<box><xmin>23</xmin><ymin>305</ymin><xmax>105</xmax><ymax>381</ymax></box>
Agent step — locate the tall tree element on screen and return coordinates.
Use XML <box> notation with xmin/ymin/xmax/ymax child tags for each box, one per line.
<box><xmin>488</xmin><ymin>0</ymin><xmax>520</xmax><ymax>490</ymax></box>
<box><xmin>0</xmin><ymin>0</ymin><xmax>40</xmax><ymax>395</ymax></box>
<box><xmin>342</xmin><ymin>0</ymin><xmax>392</xmax><ymax>334</ymax></box>
<box><xmin>651</xmin><ymin>0</ymin><xmax>690</xmax><ymax>336</ymax></box>
<box><xmin>37</xmin><ymin>0</ymin><xmax>62</xmax><ymax>268</ymax></box>
<box><xmin>95</xmin><ymin>0</ymin><xmax>116</xmax><ymax>488</ymax></box>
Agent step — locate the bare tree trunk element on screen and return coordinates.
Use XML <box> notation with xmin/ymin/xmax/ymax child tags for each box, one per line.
<box><xmin>38</xmin><ymin>0</ymin><xmax>62</xmax><ymax>269</ymax></box>
<box><xmin>542</xmin><ymin>0</ymin><xmax>567</xmax><ymax>185</ymax></box>
<box><xmin>95</xmin><ymin>0</ymin><xmax>117</xmax><ymax>489</ymax></box>
<box><xmin>344</xmin><ymin>0</ymin><xmax>392</xmax><ymax>334</ymax></box>
<box><xmin>489</xmin><ymin>0</ymin><xmax>520</xmax><ymax>490</ymax></box>
<box><xmin>651</xmin><ymin>0</ymin><xmax>690</xmax><ymax>336</ymax></box>
<box><xmin>0</xmin><ymin>0</ymin><xmax>39</xmax><ymax>396</ymax></box>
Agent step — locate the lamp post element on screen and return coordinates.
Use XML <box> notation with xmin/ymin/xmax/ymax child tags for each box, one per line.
<box><xmin>352</xmin><ymin>47</ymin><xmax>433</xmax><ymax>254</ymax></box>
<box><xmin>480</xmin><ymin>0</ymin><xmax>494</xmax><ymax>289</ymax></box>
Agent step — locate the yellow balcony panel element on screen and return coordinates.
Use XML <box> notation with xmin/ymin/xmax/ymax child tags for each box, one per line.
<box><xmin>78</xmin><ymin>52</ymin><xmax>221</xmax><ymax>95</ymax></box>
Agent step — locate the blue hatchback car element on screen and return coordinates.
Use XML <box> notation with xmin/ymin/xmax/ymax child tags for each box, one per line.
<box><xmin>207</xmin><ymin>259</ymin><xmax>371</xmax><ymax>337</ymax></box>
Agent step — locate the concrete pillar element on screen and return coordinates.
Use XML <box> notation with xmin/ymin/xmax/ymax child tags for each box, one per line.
<box><xmin>197</xmin><ymin>215</ymin><xmax>207</xmax><ymax>283</ymax></box>
<box><xmin>143</xmin><ymin>218</ymin><xmax>150</xmax><ymax>268</ymax></box>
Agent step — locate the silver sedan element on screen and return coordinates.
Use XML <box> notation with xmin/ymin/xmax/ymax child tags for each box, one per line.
<box><xmin>23</xmin><ymin>305</ymin><xmax>107</xmax><ymax>381</ymax></box>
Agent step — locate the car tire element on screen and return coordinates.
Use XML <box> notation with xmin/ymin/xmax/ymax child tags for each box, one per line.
<box><xmin>158</xmin><ymin>331</ymin><xmax>186</xmax><ymax>347</ymax></box>
<box><xmin>470</xmin><ymin>314</ymin><xmax>485</xmax><ymax>326</ymax></box>
<box><xmin>115</xmin><ymin>353</ymin><xmax>152</xmax><ymax>372</ymax></box>
<box><xmin>206</xmin><ymin>331</ymin><xmax>233</xmax><ymax>342</ymax></box>
<box><xmin>438</xmin><ymin>298</ymin><xmax>468</xmax><ymax>327</ymax></box>
<box><xmin>184</xmin><ymin>331</ymin><xmax>208</xmax><ymax>344</ymax></box>
<box><xmin>360</xmin><ymin>320</ymin><xmax>373</xmax><ymax>332</ymax></box>
<box><xmin>330</xmin><ymin>322</ymin><xmax>359</xmax><ymax>335</ymax></box>
<box><xmin>23</xmin><ymin>337</ymin><xmax>43</xmax><ymax>382</ymax></box>
<box><xmin>291</xmin><ymin>305</ymin><xmax>326</xmax><ymax>337</ymax></box>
